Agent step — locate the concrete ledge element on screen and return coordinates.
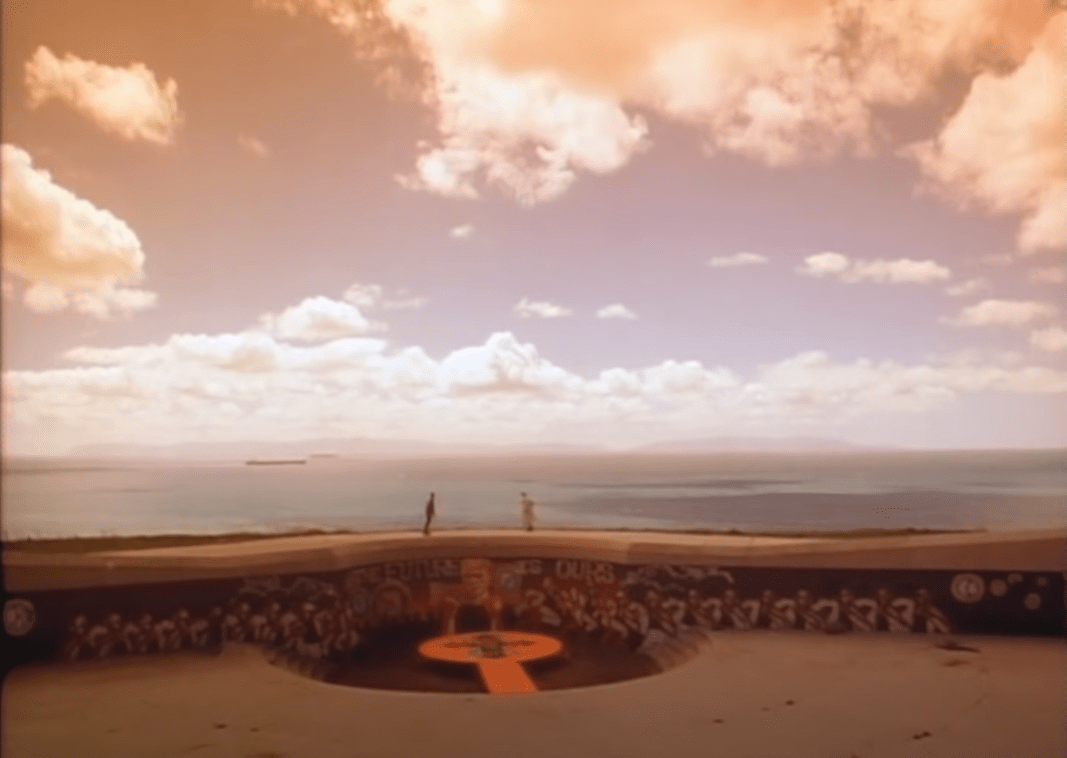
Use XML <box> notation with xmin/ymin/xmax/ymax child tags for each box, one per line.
<box><xmin>6</xmin><ymin>528</ymin><xmax>1065</xmax><ymax>592</ymax></box>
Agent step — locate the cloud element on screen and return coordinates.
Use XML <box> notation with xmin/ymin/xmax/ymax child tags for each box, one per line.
<box><xmin>438</xmin><ymin>332</ymin><xmax>580</xmax><ymax>396</ymax></box>
<box><xmin>905</xmin><ymin>13</ymin><xmax>1066</xmax><ymax>253</ymax></box>
<box><xmin>1</xmin><ymin>144</ymin><xmax>158</xmax><ymax>318</ymax></box>
<box><xmin>342</xmin><ymin>282</ymin><xmax>428</xmax><ymax>310</ymax></box>
<box><xmin>342</xmin><ymin>283</ymin><xmax>383</xmax><ymax>309</ymax></box>
<box><xmin>707</xmin><ymin>252</ymin><xmax>768</xmax><ymax>268</ymax></box>
<box><xmin>1030</xmin><ymin>325</ymin><xmax>1067</xmax><ymax>353</ymax></box>
<box><xmin>450</xmin><ymin>223</ymin><xmax>475</xmax><ymax>238</ymax></box>
<box><xmin>383</xmin><ymin>289</ymin><xmax>429</xmax><ymax>310</ymax></box>
<box><xmin>259</xmin><ymin>296</ymin><xmax>385</xmax><ymax>341</ymax></box>
<box><xmin>238</xmin><ymin>135</ymin><xmax>270</xmax><ymax>157</ymax></box>
<box><xmin>799</xmin><ymin>251</ymin><xmax>851</xmax><ymax>277</ymax></box>
<box><xmin>799</xmin><ymin>252</ymin><xmax>951</xmax><ymax>283</ymax></box>
<box><xmin>8</xmin><ymin>315</ymin><xmax>1066</xmax><ymax>455</ymax></box>
<box><xmin>596</xmin><ymin>303</ymin><xmax>637</xmax><ymax>320</ymax></box>
<box><xmin>944</xmin><ymin>278</ymin><xmax>989</xmax><ymax>297</ymax></box>
<box><xmin>1030</xmin><ymin>267</ymin><xmax>1066</xmax><ymax>284</ymax></box>
<box><xmin>263</xmin><ymin>0</ymin><xmax>1056</xmax><ymax>205</ymax></box>
<box><xmin>948</xmin><ymin>299</ymin><xmax>1058</xmax><ymax>328</ymax></box>
<box><xmin>24</xmin><ymin>46</ymin><xmax>181</xmax><ymax>145</ymax></box>
<box><xmin>513</xmin><ymin>297</ymin><xmax>573</xmax><ymax>318</ymax></box>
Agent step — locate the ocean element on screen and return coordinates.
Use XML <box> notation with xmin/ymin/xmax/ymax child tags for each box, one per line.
<box><xmin>2</xmin><ymin>450</ymin><xmax>1065</xmax><ymax>540</ymax></box>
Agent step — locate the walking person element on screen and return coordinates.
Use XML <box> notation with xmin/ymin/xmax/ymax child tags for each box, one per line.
<box><xmin>423</xmin><ymin>492</ymin><xmax>436</xmax><ymax>535</ymax></box>
<box><xmin>520</xmin><ymin>492</ymin><xmax>536</xmax><ymax>531</ymax></box>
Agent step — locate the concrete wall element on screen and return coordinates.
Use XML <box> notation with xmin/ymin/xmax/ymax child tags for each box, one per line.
<box><xmin>3</xmin><ymin>536</ymin><xmax>1064</xmax><ymax>675</ymax></box>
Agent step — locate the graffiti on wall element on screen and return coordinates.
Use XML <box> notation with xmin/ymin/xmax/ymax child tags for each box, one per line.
<box><xmin>27</xmin><ymin>559</ymin><xmax>1065</xmax><ymax>670</ymax></box>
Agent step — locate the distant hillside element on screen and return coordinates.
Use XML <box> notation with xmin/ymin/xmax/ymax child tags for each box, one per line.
<box><xmin>633</xmin><ymin>436</ymin><xmax>898</xmax><ymax>454</ymax></box>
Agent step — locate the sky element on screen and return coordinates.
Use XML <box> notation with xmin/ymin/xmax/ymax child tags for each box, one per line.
<box><xmin>2</xmin><ymin>0</ymin><xmax>1065</xmax><ymax>456</ymax></box>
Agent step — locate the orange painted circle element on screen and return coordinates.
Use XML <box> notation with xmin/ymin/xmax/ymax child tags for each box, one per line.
<box><xmin>419</xmin><ymin>631</ymin><xmax>562</xmax><ymax>664</ymax></box>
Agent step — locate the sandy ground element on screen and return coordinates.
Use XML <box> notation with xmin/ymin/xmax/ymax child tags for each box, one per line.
<box><xmin>4</xmin><ymin>633</ymin><xmax>1064</xmax><ymax>758</ymax></box>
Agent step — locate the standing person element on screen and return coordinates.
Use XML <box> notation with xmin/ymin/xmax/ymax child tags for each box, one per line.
<box><xmin>423</xmin><ymin>492</ymin><xmax>436</xmax><ymax>535</ymax></box>
<box><xmin>521</xmin><ymin>492</ymin><xmax>536</xmax><ymax>531</ymax></box>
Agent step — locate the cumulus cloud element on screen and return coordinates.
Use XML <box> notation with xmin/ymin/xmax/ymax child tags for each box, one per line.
<box><xmin>342</xmin><ymin>282</ymin><xmax>427</xmax><ymax>310</ymax></box>
<box><xmin>439</xmin><ymin>332</ymin><xmax>580</xmax><ymax>395</ymax></box>
<box><xmin>707</xmin><ymin>252</ymin><xmax>768</xmax><ymax>268</ymax></box>
<box><xmin>259</xmin><ymin>296</ymin><xmax>385</xmax><ymax>341</ymax></box>
<box><xmin>906</xmin><ymin>13</ymin><xmax>1066</xmax><ymax>253</ymax></box>
<box><xmin>7</xmin><ymin>318</ymin><xmax>1066</xmax><ymax>455</ymax></box>
<box><xmin>1030</xmin><ymin>325</ymin><xmax>1067</xmax><ymax>353</ymax></box>
<box><xmin>799</xmin><ymin>252</ymin><xmax>951</xmax><ymax>283</ymax></box>
<box><xmin>450</xmin><ymin>223</ymin><xmax>475</xmax><ymax>239</ymax></box>
<box><xmin>948</xmin><ymin>299</ymin><xmax>1058</xmax><ymax>328</ymax></box>
<box><xmin>261</xmin><ymin>0</ymin><xmax>1056</xmax><ymax>205</ymax></box>
<box><xmin>944</xmin><ymin>278</ymin><xmax>989</xmax><ymax>297</ymax></box>
<box><xmin>238</xmin><ymin>135</ymin><xmax>270</xmax><ymax>157</ymax></box>
<box><xmin>596</xmin><ymin>303</ymin><xmax>637</xmax><ymax>320</ymax></box>
<box><xmin>25</xmin><ymin>46</ymin><xmax>181</xmax><ymax>145</ymax></box>
<box><xmin>1</xmin><ymin>144</ymin><xmax>157</xmax><ymax>318</ymax></box>
<box><xmin>513</xmin><ymin>297</ymin><xmax>573</xmax><ymax>318</ymax></box>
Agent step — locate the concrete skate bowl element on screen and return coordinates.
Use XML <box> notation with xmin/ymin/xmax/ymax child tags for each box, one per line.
<box><xmin>5</xmin><ymin>529</ymin><xmax>1065</xmax><ymax>695</ymax></box>
<box><xmin>302</xmin><ymin>620</ymin><xmax>678</xmax><ymax>694</ymax></box>
<box><xmin>260</xmin><ymin>550</ymin><xmax>708</xmax><ymax>694</ymax></box>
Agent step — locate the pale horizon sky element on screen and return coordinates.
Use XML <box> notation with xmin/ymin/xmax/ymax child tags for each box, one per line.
<box><xmin>2</xmin><ymin>0</ymin><xmax>1065</xmax><ymax>456</ymax></box>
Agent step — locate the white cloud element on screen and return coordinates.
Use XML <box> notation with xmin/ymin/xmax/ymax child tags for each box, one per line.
<box><xmin>1030</xmin><ymin>326</ymin><xmax>1067</xmax><ymax>353</ymax></box>
<box><xmin>799</xmin><ymin>251</ymin><xmax>851</xmax><ymax>276</ymax></box>
<box><xmin>1</xmin><ymin>144</ymin><xmax>157</xmax><ymax>319</ymax></box>
<box><xmin>25</xmin><ymin>46</ymin><xmax>181</xmax><ymax>145</ymax></box>
<box><xmin>384</xmin><ymin>289</ymin><xmax>429</xmax><ymax>310</ymax></box>
<box><xmin>22</xmin><ymin>283</ymin><xmax>69</xmax><ymax>314</ymax></box>
<box><xmin>948</xmin><ymin>299</ymin><xmax>1058</xmax><ymax>328</ymax></box>
<box><xmin>450</xmin><ymin>223</ymin><xmax>475</xmax><ymax>238</ymax></box>
<box><xmin>342</xmin><ymin>283</ymin><xmax>383</xmax><ymax>309</ymax></box>
<box><xmin>8</xmin><ymin>317</ymin><xmax>1066</xmax><ymax>456</ymax></box>
<box><xmin>944</xmin><ymin>278</ymin><xmax>989</xmax><ymax>297</ymax></box>
<box><xmin>707</xmin><ymin>252</ymin><xmax>768</xmax><ymax>268</ymax></box>
<box><xmin>259</xmin><ymin>296</ymin><xmax>384</xmax><ymax>341</ymax></box>
<box><xmin>513</xmin><ymin>297</ymin><xmax>573</xmax><ymax>318</ymax></box>
<box><xmin>238</xmin><ymin>135</ymin><xmax>270</xmax><ymax>158</ymax></box>
<box><xmin>1030</xmin><ymin>267</ymin><xmax>1066</xmax><ymax>284</ymax></box>
<box><xmin>596</xmin><ymin>303</ymin><xmax>637</xmax><ymax>320</ymax></box>
<box><xmin>800</xmin><ymin>251</ymin><xmax>951</xmax><ymax>283</ymax></box>
<box><xmin>439</xmin><ymin>332</ymin><xmax>580</xmax><ymax>395</ymax></box>
<box><xmin>262</xmin><ymin>0</ymin><xmax>1056</xmax><ymax>206</ymax></box>
<box><xmin>905</xmin><ymin>13</ymin><xmax>1066</xmax><ymax>253</ymax></box>
<box><xmin>342</xmin><ymin>282</ymin><xmax>428</xmax><ymax>310</ymax></box>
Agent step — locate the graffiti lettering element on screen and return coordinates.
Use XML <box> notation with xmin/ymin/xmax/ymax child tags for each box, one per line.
<box><xmin>382</xmin><ymin>559</ymin><xmax>459</xmax><ymax>583</ymax></box>
<box><xmin>554</xmin><ymin>560</ymin><xmax>615</xmax><ymax>584</ymax></box>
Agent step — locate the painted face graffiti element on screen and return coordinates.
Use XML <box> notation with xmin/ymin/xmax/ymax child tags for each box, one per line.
<box><xmin>54</xmin><ymin>557</ymin><xmax>1038</xmax><ymax>674</ymax></box>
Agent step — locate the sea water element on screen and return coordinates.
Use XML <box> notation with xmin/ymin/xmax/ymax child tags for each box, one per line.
<box><xmin>2</xmin><ymin>450</ymin><xmax>1064</xmax><ymax>540</ymax></box>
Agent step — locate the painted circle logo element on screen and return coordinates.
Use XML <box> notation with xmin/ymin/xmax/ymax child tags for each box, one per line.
<box><xmin>989</xmin><ymin>579</ymin><xmax>1008</xmax><ymax>597</ymax></box>
<box><xmin>950</xmin><ymin>573</ymin><xmax>985</xmax><ymax>603</ymax></box>
<box><xmin>4</xmin><ymin>599</ymin><xmax>37</xmax><ymax>637</ymax></box>
<box><xmin>1024</xmin><ymin>592</ymin><xmax>1042</xmax><ymax>611</ymax></box>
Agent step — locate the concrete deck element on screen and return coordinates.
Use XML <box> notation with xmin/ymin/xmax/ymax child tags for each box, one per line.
<box><xmin>5</xmin><ymin>633</ymin><xmax>1064</xmax><ymax>758</ymax></box>
<box><xmin>6</xmin><ymin>528</ymin><xmax>1066</xmax><ymax>591</ymax></box>
<box><xmin>4</xmin><ymin>528</ymin><xmax>1065</xmax><ymax>757</ymax></box>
